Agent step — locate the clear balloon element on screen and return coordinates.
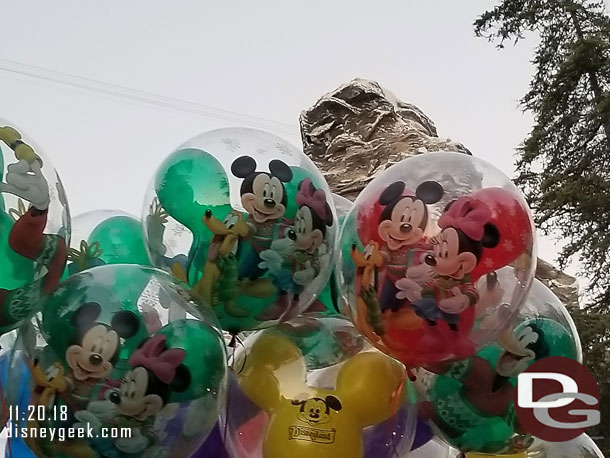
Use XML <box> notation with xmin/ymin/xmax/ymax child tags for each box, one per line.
<box><xmin>410</xmin><ymin>437</ymin><xmax>461</xmax><ymax>458</ymax></box>
<box><xmin>311</xmin><ymin>194</ymin><xmax>354</xmax><ymax>316</ymax></box>
<box><xmin>527</xmin><ymin>434</ymin><xmax>604</xmax><ymax>458</ymax></box>
<box><xmin>332</xmin><ymin>193</ymin><xmax>354</xmax><ymax>219</ymax></box>
<box><xmin>0</xmin><ymin>350</ymin><xmax>36</xmax><ymax>458</ymax></box>
<box><xmin>339</xmin><ymin>151</ymin><xmax>536</xmax><ymax>368</ymax></box>
<box><xmin>512</xmin><ymin>278</ymin><xmax>582</xmax><ymax>362</ymax></box>
<box><xmin>0</xmin><ymin>118</ymin><xmax>70</xmax><ymax>336</ymax></box>
<box><xmin>416</xmin><ymin>279</ymin><xmax>580</xmax><ymax>455</ymax></box>
<box><xmin>188</xmin><ymin>423</ymin><xmax>226</xmax><ymax>458</ymax></box>
<box><xmin>412</xmin><ymin>416</ymin><xmax>434</xmax><ymax>451</ymax></box>
<box><xmin>64</xmin><ymin>210</ymin><xmax>150</xmax><ymax>278</ymax></box>
<box><xmin>466</xmin><ymin>452</ymin><xmax>527</xmax><ymax>457</ymax></box>
<box><xmin>143</xmin><ymin>128</ymin><xmax>337</xmax><ymax>334</ymax></box>
<box><xmin>223</xmin><ymin>315</ymin><xmax>417</xmax><ymax>458</ymax></box>
<box><xmin>4</xmin><ymin>264</ymin><xmax>227</xmax><ymax>458</ymax></box>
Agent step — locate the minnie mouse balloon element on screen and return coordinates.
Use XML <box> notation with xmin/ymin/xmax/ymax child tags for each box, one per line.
<box><xmin>143</xmin><ymin>128</ymin><xmax>337</xmax><ymax>334</ymax></box>
<box><xmin>9</xmin><ymin>264</ymin><xmax>227</xmax><ymax>458</ymax></box>
<box><xmin>0</xmin><ymin>119</ymin><xmax>70</xmax><ymax>337</ymax></box>
<box><xmin>339</xmin><ymin>151</ymin><xmax>536</xmax><ymax>368</ymax></box>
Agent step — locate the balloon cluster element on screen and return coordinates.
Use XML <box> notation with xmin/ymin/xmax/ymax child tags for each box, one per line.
<box><xmin>0</xmin><ymin>120</ymin><xmax>595</xmax><ymax>458</ymax></box>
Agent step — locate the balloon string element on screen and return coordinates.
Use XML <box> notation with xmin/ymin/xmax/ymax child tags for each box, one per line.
<box><xmin>223</xmin><ymin>334</ymin><xmax>238</xmax><ymax>458</ymax></box>
<box><xmin>234</xmin><ymin>335</ymin><xmax>248</xmax><ymax>375</ymax></box>
<box><xmin>0</xmin><ymin>349</ymin><xmax>13</xmax><ymax>458</ymax></box>
<box><xmin>386</xmin><ymin>370</ymin><xmax>408</xmax><ymax>458</ymax></box>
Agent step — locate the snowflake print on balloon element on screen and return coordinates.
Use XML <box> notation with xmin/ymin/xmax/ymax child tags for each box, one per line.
<box><xmin>275</xmin><ymin>142</ymin><xmax>293</xmax><ymax>156</ymax></box>
<box><xmin>221</xmin><ymin>138</ymin><xmax>241</xmax><ymax>152</ymax></box>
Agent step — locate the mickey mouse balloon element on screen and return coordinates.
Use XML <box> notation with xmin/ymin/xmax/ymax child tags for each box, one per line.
<box><xmin>0</xmin><ymin>118</ymin><xmax>70</xmax><ymax>337</ymax></box>
<box><xmin>13</xmin><ymin>264</ymin><xmax>227</xmax><ymax>458</ymax></box>
<box><xmin>339</xmin><ymin>151</ymin><xmax>536</xmax><ymax>368</ymax></box>
<box><xmin>144</xmin><ymin>128</ymin><xmax>337</xmax><ymax>334</ymax></box>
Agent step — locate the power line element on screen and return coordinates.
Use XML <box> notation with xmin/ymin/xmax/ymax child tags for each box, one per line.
<box><xmin>0</xmin><ymin>58</ymin><xmax>300</xmax><ymax>137</ymax></box>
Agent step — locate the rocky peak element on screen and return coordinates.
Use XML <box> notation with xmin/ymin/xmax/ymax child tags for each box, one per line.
<box><xmin>299</xmin><ymin>78</ymin><xmax>469</xmax><ymax>200</ymax></box>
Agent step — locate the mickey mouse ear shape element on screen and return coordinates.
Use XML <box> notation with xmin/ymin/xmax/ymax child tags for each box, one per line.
<box><xmin>416</xmin><ymin>181</ymin><xmax>444</xmax><ymax>204</ymax></box>
<box><xmin>231</xmin><ymin>156</ymin><xmax>257</xmax><ymax>178</ymax></box>
<box><xmin>110</xmin><ymin>310</ymin><xmax>141</xmax><ymax>339</ymax></box>
<box><xmin>70</xmin><ymin>302</ymin><xmax>101</xmax><ymax>327</ymax></box>
<box><xmin>269</xmin><ymin>159</ymin><xmax>293</xmax><ymax>183</ymax></box>
<box><xmin>379</xmin><ymin>181</ymin><xmax>406</xmax><ymax>205</ymax></box>
<box><xmin>335</xmin><ymin>352</ymin><xmax>404</xmax><ymax>425</ymax></box>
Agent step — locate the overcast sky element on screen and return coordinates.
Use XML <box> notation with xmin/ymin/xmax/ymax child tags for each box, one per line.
<box><xmin>0</xmin><ymin>0</ymin><xmax>587</xmax><ymax>277</ymax></box>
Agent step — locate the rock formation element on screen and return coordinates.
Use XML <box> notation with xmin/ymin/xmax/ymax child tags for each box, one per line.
<box><xmin>535</xmin><ymin>259</ymin><xmax>580</xmax><ymax>308</ymax></box>
<box><xmin>299</xmin><ymin>78</ymin><xmax>470</xmax><ymax>200</ymax></box>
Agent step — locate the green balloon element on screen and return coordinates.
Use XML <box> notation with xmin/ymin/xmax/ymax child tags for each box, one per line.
<box><xmin>43</xmin><ymin>266</ymin><xmax>150</xmax><ymax>361</ymax></box>
<box><xmin>63</xmin><ymin>214</ymin><xmax>153</xmax><ymax>306</ymax></box>
<box><xmin>153</xmin><ymin>154</ymin><xmax>337</xmax><ymax>334</ymax></box>
<box><xmin>0</xmin><ymin>145</ymin><xmax>36</xmax><ymax>289</ymax></box>
<box><xmin>514</xmin><ymin>318</ymin><xmax>577</xmax><ymax>360</ymax></box>
<box><xmin>88</xmin><ymin>215</ymin><xmax>149</xmax><ymax>266</ymax></box>
<box><xmin>157</xmin><ymin>319</ymin><xmax>226</xmax><ymax>402</ymax></box>
<box><xmin>263</xmin><ymin>315</ymin><xmax>365</xmax><ymax>370</ymax></box>
<box><xmin>155</xmin><ymin>148</ymin><xmax>230</xmax><ymax>238</ymax></box>
<box><xmin>0</xmin><ymin>145</ymin><xmax>5</xmax><ymax>211</ymax></box>
<box><xmin>428</xmin><ymin>317</ymin><xmax>577</xmax><ymax>453</ymax></box>
<box><xmin>153</xmin><ymin>148</ymin><xmax>234</xmax><ymax>297</ymax></box>
<box><xmin>22</xmin><ymin>265</ymin><xmax>226</xmax><ymax>457</ymax></box>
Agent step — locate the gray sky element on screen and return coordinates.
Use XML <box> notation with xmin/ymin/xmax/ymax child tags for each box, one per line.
<box><xmin>0</xmin><ymin>0</ymin><xmax>574</xmax><ymax>275</ymax></box>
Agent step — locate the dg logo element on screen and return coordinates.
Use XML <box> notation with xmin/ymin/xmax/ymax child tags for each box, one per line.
<box><xmin>515</xmin><ymin>356</ymin><xmax>600</xmax><ymax>442</ymax></box>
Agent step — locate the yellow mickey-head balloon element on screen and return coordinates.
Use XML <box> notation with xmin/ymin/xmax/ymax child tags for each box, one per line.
<box><xmin>238</xmin><ymin>333</ymin><xmax>405</xmax><ymax>458</ymax></box>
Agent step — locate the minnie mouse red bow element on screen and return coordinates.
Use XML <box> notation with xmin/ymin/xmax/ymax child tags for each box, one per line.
<box><xmin>438</xmin><ymin>196</ymin><xmax>492</xmax><ymax>241</ymax></box>
<box><xmin>129</xmin><ymin>334</ymin><xmax>186</xmax><ymax>384</ymax></box>
<box><xmin>296</xmin><ymin>178</ymin><xmax>328</xmax><ymax>220</ymax></box>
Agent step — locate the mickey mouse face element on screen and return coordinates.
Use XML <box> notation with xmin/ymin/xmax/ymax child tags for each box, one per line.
<box><xmin>66</xmin><ymin>324</ymin><xmax>119</xmax><ymax>381</ymax></box>
<box><xmin>292</xmin><ymin>396</ymin><xmax>342</xmax><ymax>426</ymax></box>
<box><xmin>294</xmin><ymin>206</ymin><xmax>323</xmax><ymax>253</ymax></box>
<box><xmin>378</xmin><ymin>181</ymin><xmax>444</xmax><ymax>251</ymax></box>
<box><xmin>231</xmin><ymin>156</ymin><xmax>293</xmax><ymax>224</ymax></box>
<box><xmin>109</xmin><ymin>367</ymin><xmax>163</xmax><ymax>421</ymax></box>
<box><xmin>66</xmin><ymin>303</ymin><xmax>140</xmax><ymax>382</ymax></box>
<box><xmin>244</xmin><ymin>174</ymin><xmax>286</xmax><ymax>223</ymax></box>
<box><xmin>378</xmin><ymin>197</ymin><xmax>427</xmax><ymax>250</ymax></box>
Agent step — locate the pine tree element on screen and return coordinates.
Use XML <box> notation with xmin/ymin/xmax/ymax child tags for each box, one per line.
<box><xmin>475</xmin><ymin>0</ymin><xmax>610</xmax><ymax>451</ymax></box>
